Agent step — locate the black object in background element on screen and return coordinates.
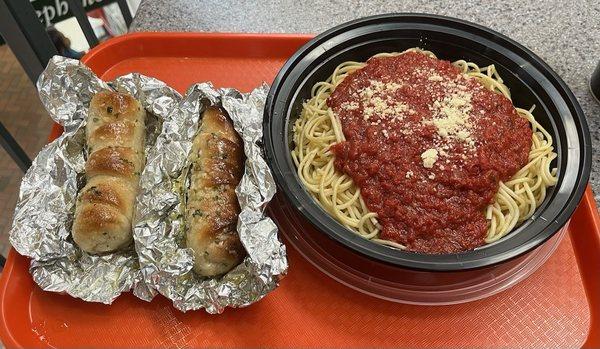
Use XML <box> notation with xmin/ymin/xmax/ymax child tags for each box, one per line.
<box><xmin>591</xmin><ymin>62</ymin><xmax>600</xmax><ymax>103</ymax></box>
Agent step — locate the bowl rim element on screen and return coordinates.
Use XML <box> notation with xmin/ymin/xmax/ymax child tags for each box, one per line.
<box><xmin>264</xmin><ymin>13</ymin><xmax>592</xmax><ymax>271</ymax></box>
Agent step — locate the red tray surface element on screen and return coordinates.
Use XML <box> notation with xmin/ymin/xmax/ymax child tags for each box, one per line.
<box><xmin>1</xmin><ymin>33</ymin><xmax>599</xmax><ymax>348</ymax></box>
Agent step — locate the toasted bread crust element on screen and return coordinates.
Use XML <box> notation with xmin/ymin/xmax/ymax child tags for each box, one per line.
<box><xmin>185</xmin><ymin>107</ymin><xmax>246</xmax><ymax>277</ymax></box>
<box><xmin>72</xmin><ymin>91</ymin><xmax>145</xmax><ymax>254</ymax></box>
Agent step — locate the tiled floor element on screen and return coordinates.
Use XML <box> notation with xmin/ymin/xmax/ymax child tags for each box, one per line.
<box><xmin>0</xmin><ymin>45</ymin><xmax>54</xmax><ymax>257</ymax></box>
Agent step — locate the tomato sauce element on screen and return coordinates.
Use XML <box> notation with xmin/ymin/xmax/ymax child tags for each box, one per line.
<box><xmin>328</xmin><ymin>52</ymin><xmax>531</xmax><ymax>253</ymax></box>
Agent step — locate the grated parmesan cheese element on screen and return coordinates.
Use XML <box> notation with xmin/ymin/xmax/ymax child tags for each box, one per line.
<box><xmin>341</xmin><ymin>101</ymin><xmax>359</xmax><ymax>110</ymax></box>
<box><xmin>336</xmin><ymin>63</ymin><xmax>484</xmax><ymax>173</ymax></box>
<box><xmin>421</xmin><ymin>76</ymin><xmax>478</xmax><ymax>158</ymax></box>
<box><xmin>357</xmin><ymin>80</ymin><xmax>412</xmax><ymax>122</ymax></box>
<box><xmin>421</xmin><ymin>149</ymin><xmax>439</xmax><ymax>168</ymax></box>
<box><xmin>428</xmin><ymin>74</ymin><xmax>444</xmax><ymax>81</ymax></box>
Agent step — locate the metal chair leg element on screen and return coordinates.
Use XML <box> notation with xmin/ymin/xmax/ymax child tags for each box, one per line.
<box><xmin>65</xmin><ymin>0</ymin><xmax>100</xmax><ymax>48</ymax></box>
<box><xmin>0</xmin><ymin>0</ymin><xmax>58</xmax><ymax>82</ymax></box>
<box><xmin>116</xmin><ymin>0</ymin><xmax>133</xmax><ymax>28</ymax></box>
<box><xmin>0</xmin><ymin>121</ymin><xmax>31</xmax><ymax>173</ymax></box>
<box><xmin>0</xmin><ymin>0</ymin><xmax>53</xmax><ymax>172</ymax></box>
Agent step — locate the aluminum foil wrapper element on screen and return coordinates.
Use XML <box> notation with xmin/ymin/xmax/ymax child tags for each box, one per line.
<box><xmin>9</xmin><ymin>56</ymin><xmax>181</xmax><ymax>304</ymax></box>
<box><xmin>134</xmin><ymin>83</ymin><xmax>287</xmax><ymax>314</ymax></box>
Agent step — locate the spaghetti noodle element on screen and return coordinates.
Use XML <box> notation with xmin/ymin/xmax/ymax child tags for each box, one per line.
<box><xmin>291</xmin><ymin>49</ymin><xmax>558</xmax><ymax>252</ymax></box>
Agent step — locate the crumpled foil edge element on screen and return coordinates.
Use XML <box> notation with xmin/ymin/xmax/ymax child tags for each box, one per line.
<box><xmin>9</xmin><ymin>56</ymin><xmax>181</xmax><ymax>304</ymax></box>
<box><xmin>134</xmin><ymin>82</ymin><xmax>288</xmax><ymax>314</ymax></box>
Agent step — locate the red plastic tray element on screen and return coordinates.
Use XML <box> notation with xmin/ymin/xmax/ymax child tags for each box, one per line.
<box><xmin>1</xmin><ymin>33</ymin><xmax>599</xmax><ymax>348</ymax></box>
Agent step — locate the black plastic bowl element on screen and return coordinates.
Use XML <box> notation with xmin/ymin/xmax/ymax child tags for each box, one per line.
<box><xmin>264</xmin><ymin>14</ymin><xmax>592</xmax><ymax>271</ymax></box>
